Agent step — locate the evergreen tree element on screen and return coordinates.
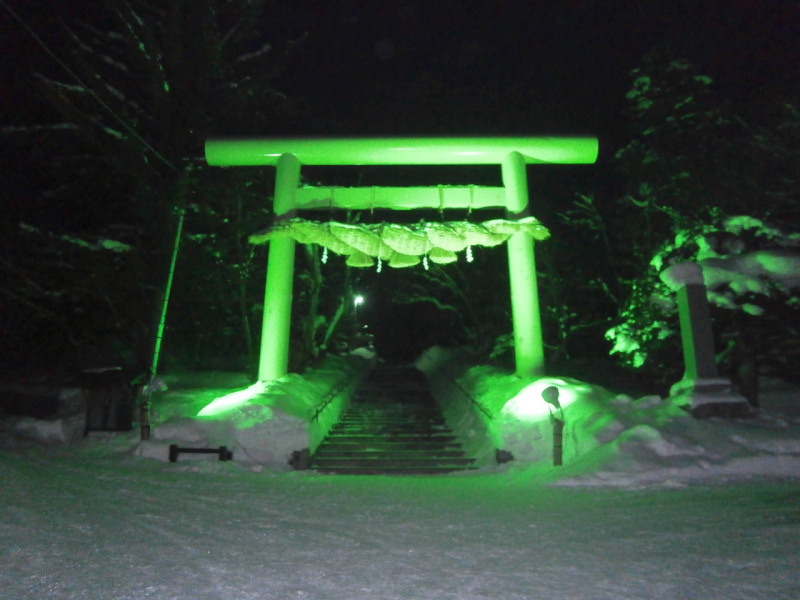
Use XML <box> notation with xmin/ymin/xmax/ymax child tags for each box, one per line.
<box><xmin>604</xmin><ymin>51</ymin><xmax>800</xmax><ymax>397</ymax></box>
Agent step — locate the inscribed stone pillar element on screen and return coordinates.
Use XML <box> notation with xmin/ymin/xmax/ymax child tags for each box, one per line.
<box><xmin>661</xmin><ymin>263</ymin><xmax>749</xmax><ymax>417</ymax></box>
<box><xmin>676</xmin><ymin>282</ymin><xmax>720</xmax><ymax>380</ymax></box>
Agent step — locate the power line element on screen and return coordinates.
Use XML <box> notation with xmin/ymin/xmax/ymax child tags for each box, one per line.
<box><xmin>1</xmin><ymin>0</ymin><xmax>185</xmax><ymax>177</ymax></box>
<box><xmin>0</xmin><ymin>0</ymin><xmax>269</xmax><ymax>212</ymax></box>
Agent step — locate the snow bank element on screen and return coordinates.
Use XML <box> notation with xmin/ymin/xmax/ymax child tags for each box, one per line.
<box><xmin>3</xmin><ymin>346</ymin><xmax>798</xmax><ymax>487</ymax></box>
<box><xmin>419</xmin><ymin>347</ymin><xmax>800</xmax><ymax>486</ymax></box>
<box><xmin>134</xmin><ymin>351</ymin><xmax>375</xmax><ymax>469</ymax></box>
<box><xmin>2</xmin><ymin>386</ymin><xmax>87</xmax><ymax>444</ymax></box>
<box><xmin>552</xmin><ymin>376</ymin><xmax>800</xmax><ymax>486</ymax></box>
<box><xmin>420</xmin><ymin>347</ymin><xmax>649</xmax><ymax>466</ymax></box>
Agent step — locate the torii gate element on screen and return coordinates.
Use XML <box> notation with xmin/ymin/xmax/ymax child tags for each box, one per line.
<box><xmin>205</xmin><ymin>137</ymin><xmax>598</xmax><ymax>382</ymax></box>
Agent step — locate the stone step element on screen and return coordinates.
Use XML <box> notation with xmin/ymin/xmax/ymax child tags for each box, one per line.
<box><xmin>343</xmin><ymin>411</ymin><xmax>443</xmax><ymax>420</ymax></box>
<box><xmin>330</xmin><ymin>429</ymin><xmax>450</xmax><ymax>437</ymax></box>
<box><xmin>323</xmin><ymin>434</ymin><xmax>457</xmax><ymax>444</ymax></box>
<box><xmin>341</xmin><ymin>409</ymin><xmax>443</xmax><ymax>416</ymax></box>
<box><xmin>312</xmin><ymin>449</ymin><xmax>467</xmax><ymax>460</ymax></box>
<box><xmin>337</xmin><ymin>418</ymin><xmax>447</xmax><ymax>425</ymax></box>
<box><xmin>331</xmin><ymin>424</ymin><xmax>450</xmax><ymax>433</ymax></box>
<box><xmin>310</xmin><ymin>364</ymin><xmax>476</xmax><ymax>475</ymax></box>
<box><xmin>315</xmin><ymin>466</ymin><xmax>477</xmax><ymax>475</ymax></box>
<box><xmin>318</xmin><ymin>440</ymin><xmax>463</xmax><ymax>452</ymax></box>
<box><xmin>341</xmin><ymin>416</ymin><xmax>443</xmax><ymax>423</ymax></box>
<box><xmin>311</xmin><ymin>457</ymin><xmax>476</xmax><ymax>468</ymax></box>
<box><xmin>349</xmin><ymin>402</ymin><xmax>437</xmax><ymax>410</ymax></box>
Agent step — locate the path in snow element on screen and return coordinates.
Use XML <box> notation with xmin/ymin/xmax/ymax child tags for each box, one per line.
<box><xmin>2</xmin><ymin>448</ymin><xmax>798</xmax><ymax>600</ymax></box>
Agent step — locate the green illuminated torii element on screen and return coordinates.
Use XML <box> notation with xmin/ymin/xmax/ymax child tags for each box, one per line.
<box><xmin>205</xmin><ymin>137</ymin><xmax>598</xmax><ymax>381</ymax></box>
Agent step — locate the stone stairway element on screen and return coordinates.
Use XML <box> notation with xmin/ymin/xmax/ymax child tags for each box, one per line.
<box><xmin>310</xmin><ymin>364</ymin><xmax>476</xmax><ymax>475</ymax></box>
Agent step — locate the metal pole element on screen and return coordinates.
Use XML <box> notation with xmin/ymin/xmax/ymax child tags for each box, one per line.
<box><xmin>150</xmin><ymin>209</ymin><xmax>185</xmax><ymax>380</ymax></box>
<box><xmin>141</xmin><ymin>177</ymin><xmax>188</xmax><ymax>440</ymax></box>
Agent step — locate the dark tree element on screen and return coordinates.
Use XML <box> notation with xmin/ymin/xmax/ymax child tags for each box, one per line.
<box><xmin>1</xmin><ymin>0</ymin><xmax>302</xmax><ymax>374</ymax></box>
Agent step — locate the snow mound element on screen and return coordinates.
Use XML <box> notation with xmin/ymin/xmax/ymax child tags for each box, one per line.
<box><xmin>11</xmin><ymin>412</ymin><xmax>86</xmax><ymax>445</ymax></box>
<box><xmin>2</xmin><ymin>386</ymin><xmax>87</xmax><ymax>444</ymax></box>
<box><xmin>138</xmin><ymin>352</ymin><xmax>374</xmax><ymax>469</ymax></box>
<box><xmin>421</xmin><ymin>348</ymin><xmax>800</xmax><ymax>487</ymax></box>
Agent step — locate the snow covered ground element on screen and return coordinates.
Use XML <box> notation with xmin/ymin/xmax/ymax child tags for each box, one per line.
<box><xmin>2</xmin><ymin>351</ymin><xmax>800</xmax><ymax>599</ymax></box>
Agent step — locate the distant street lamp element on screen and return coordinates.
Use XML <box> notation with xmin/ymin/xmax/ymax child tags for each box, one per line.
<box><xmin>353</xmin><ymin>294</ymin><xmax>365</xmax><ymax>345</ymax></box>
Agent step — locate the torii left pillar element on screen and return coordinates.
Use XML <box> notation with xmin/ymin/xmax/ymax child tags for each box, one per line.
<box><xmin>258</xmin><ymin>153</ymin><xmax>300</xmax><ymax>381</ymax></box>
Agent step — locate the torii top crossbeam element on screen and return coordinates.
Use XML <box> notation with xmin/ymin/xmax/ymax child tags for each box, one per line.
<box><xmin>205</xmin><ymin>136</ymin><xmax>598</xmax><ymax>167</ymax></box>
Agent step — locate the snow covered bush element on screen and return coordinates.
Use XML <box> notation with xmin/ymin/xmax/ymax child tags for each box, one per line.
<box><xmin>607</xmin><ymin>213</ymin><xmax>800</xmax><ymax>400</ymax></box>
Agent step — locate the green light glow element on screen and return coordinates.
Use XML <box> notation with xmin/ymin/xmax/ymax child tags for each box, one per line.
<box><xmin>205</xmin><ymin>137</ymin><xmax>598</xmax><ymax>167</ymax></box>
<box><xmin>501</xmin><ymin>378</ymin><xmax>580</xmax><ymax>422</ymax></box>
<box><xmin>197</xmin><ymin>382</ymin><xmax>267</xmax><ymax>417</ymax></box>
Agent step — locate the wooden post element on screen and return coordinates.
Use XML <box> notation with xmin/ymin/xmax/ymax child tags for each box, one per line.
<box><xmin>552</xmin><ymin>418</ymin><xmax>565</xmax><ymax>466</ymax></box>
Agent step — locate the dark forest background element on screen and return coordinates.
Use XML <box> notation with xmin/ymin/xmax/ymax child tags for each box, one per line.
<box><xmin>1</xmin><ymin>0</ymin><xmax>797</xmax><ymax>398</ymax></box>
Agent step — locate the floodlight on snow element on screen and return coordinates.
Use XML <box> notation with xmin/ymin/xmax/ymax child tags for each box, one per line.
<box><xmin>542</xmin><ymin>386</ymin><xmax>566</xmax><ymax>467</ymax></box>
<box><xmin>197</xmin><ymin>382</ymin><xmax>267</xmax><ymax>417</ymax></box>
<box><xmin>501</xmin><ymin>378</ymin><xmax>579</xmax><ymax>422</ymax></box>
<box><xmin>541</xmin><ymin>386</ymin><xmax>561</xmax><ymax>410</ymax></box>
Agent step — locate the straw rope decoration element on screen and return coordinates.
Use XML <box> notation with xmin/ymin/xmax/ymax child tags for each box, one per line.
<box><xmin>388</xmin><ymin>252</ymin><xmax>421</xmax><ymax>268</ymax></box>
<box><xmin>381</xmin><ymin>223</ymin><xmax>429</xmax><ymax>256</ymax></box>
<box><xmin>428</xmin><ymin>246</ymin><xmax>458</xmax><ymax>264</ymax></box>
<box><xmin>248</xmin><ymin>217</ymin><xmax>549</xmax><ymax>268</ymax></box>
<box><xmin>345</xmin><ymin>250</ymin><xmax>374</xmax><ymax>267</ymax></box>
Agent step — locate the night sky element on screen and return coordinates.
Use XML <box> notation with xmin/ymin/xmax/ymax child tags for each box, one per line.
<box><xmin>275</xmin><ymin>1</ymin><xmax>797</xmax><ymax>142</ymax></box>
<box><xmin>3</xmin><ymin>0</ymin><xmax>795</xmax><ymax>203</ymax></box>
<box><xmin>3</xmin><ymin>0</ymin><xmax>795</xmax><ymax>179</ymax></box>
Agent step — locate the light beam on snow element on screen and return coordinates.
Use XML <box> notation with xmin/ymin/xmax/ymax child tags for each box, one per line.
<box><xmin>197</xmin><ymin>382</ymin><xmax>267</xmax><ymax>417</ymax></box>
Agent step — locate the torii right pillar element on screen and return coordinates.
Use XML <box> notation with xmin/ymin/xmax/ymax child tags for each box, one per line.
<box><xmin>503</xmin><ymin>151</ymin><xmax>545</xmax><ymax>378</ymax></box>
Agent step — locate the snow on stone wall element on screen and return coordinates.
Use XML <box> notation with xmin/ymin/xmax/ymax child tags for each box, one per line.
<box><xmin>132</xmin><ymin>352</ymin><xmax>375</xmax><ymax>469</ymax></box>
